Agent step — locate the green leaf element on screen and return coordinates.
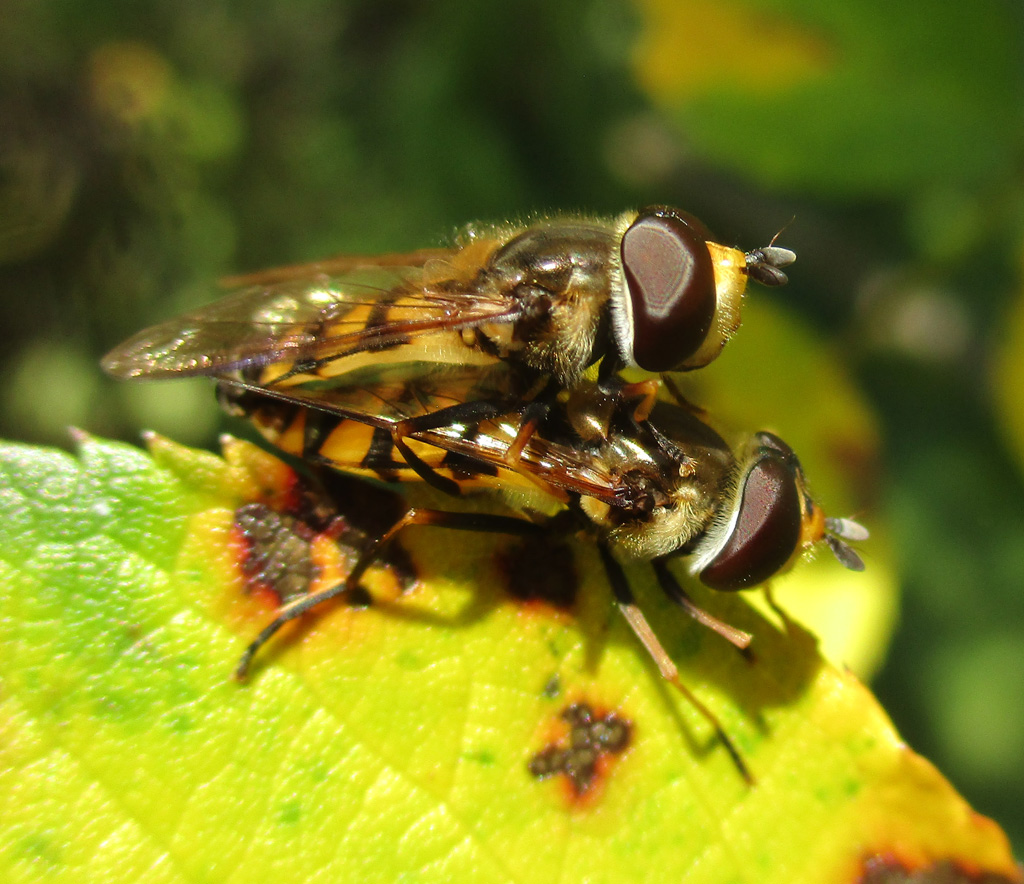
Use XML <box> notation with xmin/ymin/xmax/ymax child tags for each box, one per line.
<box><xmin>0</xmin><ymin>431</ymin><xmax>1018</xmax><ymax>883</ymax></box>
<box><xmin>631</xmin><ymin>0</ymin><xmax>1023</xmax><ymax>196</ymax></box>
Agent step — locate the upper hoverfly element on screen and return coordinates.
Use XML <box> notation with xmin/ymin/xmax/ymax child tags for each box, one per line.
<box><xmin>212</xmin><ymin>366</ymin><xmax>867</xmax><ymax>780</ymax></box>
<box><xmin>102</xmin><ymin>206</ymin><xmax>794</xmax><ymax>393</ymax></box>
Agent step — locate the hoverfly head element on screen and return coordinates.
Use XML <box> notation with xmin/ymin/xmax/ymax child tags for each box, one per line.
<box><xmin>614</xmin><ymin>207</ymin><xmax>797</xmax><ymax>375</ymax></box>
<box><xmin>691</xmin><ymin>432</ymin><xmax>867</xmax><ymax>591</ymax></box>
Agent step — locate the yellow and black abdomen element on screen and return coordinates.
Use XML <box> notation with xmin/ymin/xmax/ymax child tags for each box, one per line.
<box><xmin>216</xmin><ymin>382</ymin><xmax>537</xmax><ymax>497</ymax></box>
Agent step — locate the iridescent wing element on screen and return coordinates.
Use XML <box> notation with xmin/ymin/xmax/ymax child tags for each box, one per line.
<box><xmin>217</xmin><ymin>363</ymin><xmax>629</xmax><ymax>509</ymax></box>
<box><xmin>101</xmin><ymin>241</ymin><xmax>523</xmax><ymax>382</ymax></box>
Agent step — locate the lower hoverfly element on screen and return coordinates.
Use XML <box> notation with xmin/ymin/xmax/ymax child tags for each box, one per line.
<box><xmin>102</xmin><ymin>206</ymin><xmax>794</xmax><ymax>394</ymax></box>
<box><xmin>213</xmin><ymin>368</ymin><xmax>866</xmax><ymax>780</ymax></box>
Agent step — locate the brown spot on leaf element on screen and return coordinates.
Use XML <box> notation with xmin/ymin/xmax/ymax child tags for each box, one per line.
<box><xmin>230</xmin><ymin>467</ymin><xmax>418</xmax><ymax>609</ymax></box>
<box><xmin>232</xmin><ymin>502</ymin><xmax>320</xmax><ymax>606</ymax></box>
<box><xmin>858</xmin><ymin>855</ymin><xmax>1020</xmax><ymax>884</ymax></box>
<box><xmin>528</xmin><ymin>702</ymin><xmax>631</xmax><ymax>801</ymax></box>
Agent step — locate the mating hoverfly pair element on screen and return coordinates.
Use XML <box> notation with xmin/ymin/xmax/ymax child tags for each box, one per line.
<box><xmin>103</xmin><ymin>205</ymin><xmax>867</xmax><ymax>780</ymax></box>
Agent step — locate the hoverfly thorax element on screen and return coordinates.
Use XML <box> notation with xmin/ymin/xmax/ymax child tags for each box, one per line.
<box><xmin>691</xmin><ymin>432</ymin><xmax>867</xmax><ymax>590</ymax></box>
<box><xmin>480</xmin><ymin>221</ymin><xmax>619</xmax><ymax>383</ymax></box>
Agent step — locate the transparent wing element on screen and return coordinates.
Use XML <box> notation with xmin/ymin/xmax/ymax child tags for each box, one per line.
<box><xmin>218</xmin><ymin>363</ymin><xmax>628</xmax><ymax>508</ymax></box>
<box><xmin>102</xmin><ymin>243</ymin><xmax>521</xmax><ymax>380</ymax></box>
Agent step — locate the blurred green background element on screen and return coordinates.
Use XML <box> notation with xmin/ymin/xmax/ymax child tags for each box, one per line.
<box><xmin>2</xmin><ymin>0</ymin><xmax>1023</xmax><ymax>852</ymax></box>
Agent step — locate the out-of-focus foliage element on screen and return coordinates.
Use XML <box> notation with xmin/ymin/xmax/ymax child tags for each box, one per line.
<box><xmin>995</xmin><ymin>262</ymin><xmax>1024</xmax><ymax>478</ymax></box>
<box><xmin>634</xmin><ymin>0</ymin><xmax>1020</xmax><ymax>197</ymax></box>
<box><xmin>1</xmin><ymin>0</ymin><xmax>1023</xmax><ymax>859</ymax></box>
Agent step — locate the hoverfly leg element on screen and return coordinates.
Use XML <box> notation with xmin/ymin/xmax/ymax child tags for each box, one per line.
<box><xmin>658</xmin><ymin>374</ymin><xmax>709</xmax><ymax>419</ymax></box>
<box><xmin>505</xmin><ymin>373</ymin><xmax>566</xmax><ymax>464</ymax></box>
<box><xmin>391</xmin><ymin>399</ymin><xmax>509</xmax><ymax>497</ymax></box>
<box><xmin>760</xmin><ymin>582</ymin><xmax>795</xmax><ymax>637</ymax></box>
<box><xmin>505</xmin><ymin>398</ymin><xmax>551</xmax><ymax>465</ymax></box>
<box><xmin>235</xmin><ymin>507</ymin><xmax>544</xmax><ymax>681</ymax></box>
<box><xmin>597</xmin><ymin>546</ymin><xmax>752</xmax><ymax>783</ymax></box>
<box><xmin>653</xmin><ymin>559</ymin><xmax>753</xmax><ymax>653</ymax></box>
<box><xmin>391</xmin><ymin>435</ymin><xmax>462</xmax><ymax>496</ymax></box>
<box><xmin>397</xmin><ymin>398</ymin><xmax>506</xmax><ymax>434</ymax></box>
<box><xmin>234</xmin><ymin>581</ymin><xmax>354</xmax><ymax>682</ymax></box>
<box><xmin>596</xmin><ymin>357</ymin><xmax>660</xmax><ymax>424</ymax></box>
<box><xmin>597</xmin><ymin>546</ymin><xmax>678</xmax><ymax>679</ymax></box>
<box><xmin>615</xmin><ymin>379</ymin><xmax>660</xmax><ymax>424</ymax></box>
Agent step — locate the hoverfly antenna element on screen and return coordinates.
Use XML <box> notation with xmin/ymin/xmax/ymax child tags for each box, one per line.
<box><xmin>825</xmin><ymin>516</ymin><xmax>870</xmax><ymax>543</ymax></box>
<box><xmin>743</xmin><ymin>245</ymin><xmax>796</xmax><ymax>287</ymax></box>
<box><xmin>768</xmin><ymin>216</ymin><xmax>796</xmax><ymax>248</ymax></box>
<box><xmin>744</xmin><ymin>217</ymin><xmax>797</xmax><ymax>287</ymax></box>
<box><xmin>823</xmin><ymin>516</ymin><xmax>869</xmax><ymax>571</ymax></box>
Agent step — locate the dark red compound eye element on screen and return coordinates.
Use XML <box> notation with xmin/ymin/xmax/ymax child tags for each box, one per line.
<box><xmin>753</xmin><ymin>431</ymin><xmax>794</xmax><ymax>459</ymax></box>
<box><xmin>620</xmin><ymin>207</ymin><xmax>717</xmax><ymax>372</ymax></box>
<box><xmin>699</xmin><ymin>451</ymin><xmax>803</xmax><ymax>591</ymax></box>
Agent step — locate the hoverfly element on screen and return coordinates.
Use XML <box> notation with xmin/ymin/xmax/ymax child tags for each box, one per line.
<box><xmin>213</xmin><ymin>367</ymin><xmax>866</xmax><ymax>780</ymax></box>
<box><xmin>100</xmin><ymin>207</ymin><xmax>822</xmax><ymax>778</ymax></box>
<box><xmin>102</xmin><ymin>206</ymin><xmax>795</xmax><ymax>396</ymax></box>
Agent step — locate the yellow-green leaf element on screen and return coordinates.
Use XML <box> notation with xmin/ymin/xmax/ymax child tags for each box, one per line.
<box><xmin>0</xmin><ymin>432</ymin><xmax>1018</xmax><ymax>883</ymax></box>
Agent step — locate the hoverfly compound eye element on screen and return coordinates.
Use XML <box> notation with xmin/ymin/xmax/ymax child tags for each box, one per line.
<box><xmin>619</xmin><ymin>207</ymin><xmax>717</xmax><ymax>372</ymax></box>
<box><xmin>753</xmin><ymin>431</ymin><xmax>796</xmax><ymax>462</ymax></box>
<box><xmin>698</xmin><ymin>449</ymin><xmax>803</xmax><ymax>591</ymax></box>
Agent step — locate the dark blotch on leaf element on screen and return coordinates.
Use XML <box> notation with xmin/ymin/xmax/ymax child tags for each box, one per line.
<box><xmin>234</xmin><ymin>502</ymin><xmax>317</xmax><ymax>604</ymax></box>
<box><xmin>233</xmin><ymin>467</ymin><xmax>419</xmax><ymax>608</ymax></box>
<box><xmin>528</xmin><ymin>703</ymin><xmax>631</xmax><ymax>796</ymax></box>
<box><xmin>859</xmin><ymin>856</ymin><xmax>1019</xmax><ymax>884</ymax></box>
